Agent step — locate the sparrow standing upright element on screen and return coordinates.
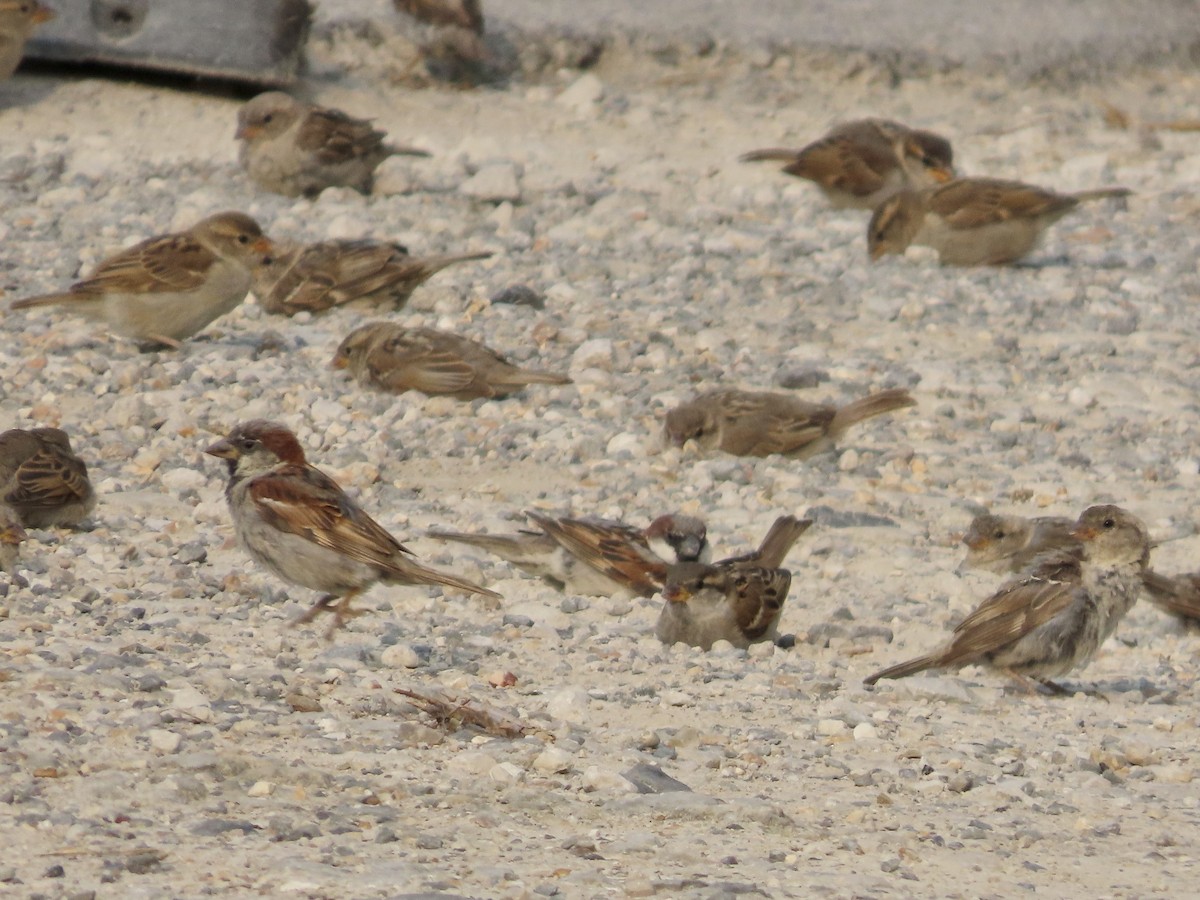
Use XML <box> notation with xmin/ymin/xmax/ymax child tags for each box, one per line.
<box><xmin>206</xmin><ymin>420</ymin><xmax>499</xmax><ymax>637</ymax></box>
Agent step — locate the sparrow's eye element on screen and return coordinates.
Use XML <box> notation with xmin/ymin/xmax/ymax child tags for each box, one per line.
<box><xmin>237</xmin><ymin>234</ymin><xmax>250</xmax><ymax>244</ymax></box>
<box><xmin>238</xmin><ymin>438</ymin><xmax>257</xmax><ymax>451</ymax></box>
<box><xmin>262</xmin><ymin>114</ymin><xmax>273</xmax><ymax>124</ymax></box>
<box><xmin>994</xmin><ymin>530</ymin><xmax>1005</xmax><ymax>539</ymax></box>
<box><xmin>1102</xmin><ymin>518</ymin><xmax>1115</xmax><ymax>529</ymax></box>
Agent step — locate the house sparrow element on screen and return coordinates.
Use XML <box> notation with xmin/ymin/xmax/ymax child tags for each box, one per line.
<box><xmin>1140</xmin><ymin>570</ymin><xmax>1200</xmax><ymax>625</ymax></box>
<box><xmin>205</xmin><ymin>420</ymin><xmax>500</xmax><ymax>637</ymax></box>
<box><xmin>393</xmin><ymin>0</ymin><xmax>483</xmax><ymax>33</ymax></box>
<box><xmin>864</xmin><ymin>505</ymin><xmax>1149</xmax><ymax>693</ymax></box>
<box><xmin>664</xmin><ymin>388</ymin><xmax>915</xmax><ymax>459</ymax></box>
<box><xmin>740</xmin><ymin>119</ymin><xmax>954</xmax><ymax>210</ymax></box>
<box><xmin>657</xmin><ymin>562</ymin><xmax>793</xmax><ymax>650</ymax></box>
<box><xmin>251</xmin><ymin>240</ymin><xmax>492</xmax><ymax>316</ymax></box>
<box><xmin>11</xmin><ymin>212</ymin><xmax>273</xmax><ymax>349</ymax></box>
<box><xmin>332</xmin><ymin>323</ymin><xmax>573</xmax><ymax>400</ymax></box>
<box><xmin>868</xmin><ymin>178</ymin><xmax>1133</xmax><ymax>266</ymax></box>
<box><xmin>959</xmin><ymin>513</ymin><xmax>1079</xmax><ymax>575</ymax></box>
<box><xmin>0</xmin><ymin>427</ymin><xmax>96</xmax><ymax>527</ymax></box>
<box><xmin>0</xmin><ymin>0</ymin><xmax>54</xmax><ymax>81</ymax></box>
<box><xmin>0</xmin><ymin>505</ymin><xmax>27</xmax><ymax>574</ymax></box>
<box><xmin>427</xmin><ymin>512</ymin><xmax>710</xmax><ymax>598</ymax></box>
<box><xmin>235</xmin><ymin>92</ymin><xmax>431</xmax><ymax>198</ymax></box>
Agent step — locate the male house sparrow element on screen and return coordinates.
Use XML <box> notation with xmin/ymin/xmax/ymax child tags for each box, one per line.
<box><xmin>868</xmin><ymin>177</ymin><xmax>1133</xmax><ymax>266</ymax></box>
<box><xmin>655</xmin><ymin>515</ymin><xmax>811</xmax><ymax>649</ymax></box>
<box><xmin>428</xmin><ymin>512</ymin><xmax>710</xmax><ymax>598</ymax></box>
<box><xmin>0</xmin><ymin>427</ymin><xmax>96</xmax><ymax>527</ymax></box>
<box><xmin>740</xmin><ymin>119</ymin><xmax>954</xmax><ymax>210</ymax></box>
<box><xmin>235</xmin><ymin>92</ymin><xmax>430</xmax><ymax>198</ymax></box>
<box><xmin>206</xmin><ymin>420</ymin><xmax>499</xmax><ymax>637</ymax></box>
<box><xmin>959</xmin><ymin>513</ymin><xmax>1079</xmax><ymax>575</ymax></box>
<box><xmin>11</xmin><ymin>212</ymin><xmax>273</xmax><ymax>348</ymax></box>
<box><xmin>0</xmin><ymin>505</ymin><xmax>27</xmax><ymax>574</ymax></box>
<box><xmin>251</xmin><ymin>239</ymin><xmax>492</xmax><ymax>316</ymax></box>
<box><xmin>0</xmin><ymin>0</ymin><xmax>54</xmax><ymax>81</ymax></box>
<box><xmin>665</xmin><ymin>388</ymin><xmax>915</xmax><ymax>459</ymax></box>
<box><xmin>864</xmin><ymin>505</ymin><xmax>1149</xmax><ymax>693</ymax></box>
<box><xmin>393</xmin><ymin>0</ymin><xmax>483</xmax><ymax>33</ymax></box>
<box><xmin>332</xmin><ymin>323</ymin><xmax>572</xmax><ymax>400</ymax></box>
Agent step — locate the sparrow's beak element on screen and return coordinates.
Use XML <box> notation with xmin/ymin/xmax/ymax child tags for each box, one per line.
<box><xmin>234</xmin><ymin>123</ymin><xmax>258</xmax><ymax>141</ymax></box>
<box><xmin>1071</xmin><ymin>525</ymin><xmax>1097</xmax><ymax>541</ymax></box>
<box><xmin>251</xmin><ymin>237</ymin><xmax>274</xmax><ymax>256</ymax></box>
<box><xmin>962</xmin><ymin>534</ymin><xmax>987</xmax><ymax>551</ymax></box>
<box><xmin>33</xmin><ymin>4</ymin><xmax>56</xmax><ymax>23</ymax></box>
<box><xmin>331</xmin><ymin>354</ymin><xmax>349</xmax><ymax>370</ymax></box>
<box><xmin>0</xmin><ymin>523</ymin><xmax>27</xmax><ymax>545</ymax></box>
<box><xmin>930</xmin><ymin>166</ymin><xmax>955</xmax><ymax>183</ymax></box>
<box><xmin>663</xmin><ymin>584</ymin><xmax>691</xmax><ymax>603</ymax></box>
<box><xmin>675</xmin><ymin>535</ymin><xmax>705</xmax><ymax>561</ymax></box>
<box><xmin>868</xmin><ymin>243</ymin><xmax>887</xmax><ymax>262</ymax></box>
<box><xmin>204</xmin><ymin>438</ymin><xmax>238</xmax><ymax>460</ymax></box>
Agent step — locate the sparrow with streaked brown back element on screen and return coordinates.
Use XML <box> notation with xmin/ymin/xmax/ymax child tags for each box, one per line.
<box><xmin>740</xmin><ymin>118</ymin><xmax>954</xmax><ymax>210</ymax></box>
<box><xmin>427</xmin><ymin>512</ymin><xmax>709</xmax><ymax>598</ymax></box>
<box><xmin>0</xmin><ymin>0</ymin><xmax>54</xmax><ymax>81</ymax></box>
<box><xmin>332</xmin><ymin>322</ymin><xmax>572</xmax><ymax>401</ymax></box>
<box><xmin>11</xmin><ymin>212</ymin><xmax>273</xmax><ymax>349</ymax></box>
<box><xmin>251</xmin><ymin>239</ymin><xmax>492</xmax><ymax>316</ymax></box>
<box><xmin>394</xmin><ymin>0</ymin><xmax>483</xmax><ymax>33</ymax></box>
<box><xmin>206</xmin><ymin>420</ymin><xmax>499</xmax><ymax>638</ymax></box>
<box><xmin>868</xmin><ymin>177</ymin><xmax>1132</xmax><ymax>266</ymax></box>
<box><xmin>236</xmin><ymin>92</ymin><xmax>430</xmax><ymax>198</ymax></box>
<box><xmin>665</xmin><ymin>387</ymin><xmax>915</xmax><ymax>459</ymax></box>
<box><xmin>0</xmin><ymin>427</ymin><xmax>96</xmax><ymax>528</ymax></box>
<box><xmin>865</xmin><ymin>505</ymin><xmax>1149</xmax><ymax>693</ymax></box>
<box><xmin>959</xmin><ymin>513</ymin><xmax>1079</xmax><ymax>575</ymax></box>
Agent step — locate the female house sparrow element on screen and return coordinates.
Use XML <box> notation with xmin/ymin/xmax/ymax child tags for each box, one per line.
<box><xmin>428</xmin><ymin>512</ymin><xmax>710</xmax><ymax>598</ymax></box>
<box><xmin>740</xmin><ymin>119</ymin><xmax>954</xmax><ymax>210</ymax></box>
<box><xmin>235</xmin><ymin>92</ymin><xmax>431</xmax><ymax>198</ymax></box>
<box><xmin>11</xmin><ymin>212</ymin><xmax>274</xmax><ymax>348</ymax></box>
<box><xmin>332</xmin><ymin>323</ymin><xmax>572</xmax><ymax>400</ymax></box>
<box><xmin>0</xmin><ymin>427</ymin><xmax>96</xmax><ymax>527</ymax></box>
<box><xmin>393</xmin><ymin>0</ymin><xmax>483</xmax><ymax>33</ymax></box>
<box><xmin>864</xmin><ymin>505</ymin><xmax>1150</xmax><ymax>693</ymax></box>
<box><xmin>665</xmin><ymin>388</ymin><xmax>915</xmax><ymax>459</ymax></box>
<box><xmin>251</xmin><ymin>240</ymin><xmax>492</xmax><ymax>316</ymax></box>
<box><xmin>655</xmin><ymin>515</ymin><xmax>810</xmax><ymax>649</ymax></box>
<box><xmin>868</xmin><ymin>178</ymin><xmax>1133</xmax><ymax>266</ymax></box>
<box><xmin>0</xmin><ymin>0</ymin><xmax>54</xmax><ymax>81</ymax></box>
<box><xmin>205</xmin><ymin>420</ymin><xmax>499</xmax><ymax>637</ymax></box>
<box><xmin>959</xmin><ymin>513</ymin><xmax>1079</xmax><ymax>575</ymax></box>
<box><xmin>0</xmin><ymin>505</ymin><xmax>27</xmax><ymax>574</ymax></box>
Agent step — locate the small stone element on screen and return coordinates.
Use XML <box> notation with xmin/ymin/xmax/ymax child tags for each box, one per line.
<box><xmin>147</xmin><ymin>729</ymin><xmax>182</xmax><ymax>754</ymax></box>
<box><xmin>415</xmin><ymin>833</ymin><xmax>444</xmax><ymax>850</ymax></box>
<box><xmin>570</xmin><ymin>339</ymin><xmax>614</xmax><ymax>372</ymax></box>
<box><xmin>534</xmin><ymin>746</ymin><xmax>573</xmax><ymax>774</ymax></box>
<box><xmin>380</xmin><ymin>643</ymin><xmax>423</xmax><ymax>669</ymax></box>
<box><xmin>817</xmin><ymin>719</ymin><xmax>847</xmax><ymax>737</ymax></box>
<box><xmin>460</xmin><ymin>163</ymin><xmax>521</xmax><ymax>203</ymax></box>
<box><xmin>247</xmin><ymin>781</ymin><xmax>275</xmax><ymax>798</ymax></box>
<box><xmin>947</xmin><ymin>773</ymin><xmax>974</xmax><ymax>793</ymax></box>
<box><xmin>838</xmin><ymin>449</ymin><xmax>860</xmax><ymax>472</ymax></box>
<box><xmin>852</xmin><ymin>723</ymin><xmax>878</xmax><ymax>742</ymax></box>
<box><xmin>556</xmin><ymin>73</ymin><xmax>605</xmax><ymax>112</ymax></box>
<box><xmin>45</xmin><ymin>864</ymin><xmax>65</xmax><ymax>878</ymax></box>
<box><xmin>582</xmin><ymin>766</ymin><xmax>637</xmax><ymax>793</ymax></box>
<box><xmin>622</xmin><ymin>763</ymin><xmax>692</xmax><ymax>794</ymax></box>
<box><xmin>489</xmin><ymin>762</ymin><xmax>524</xmax><ymax>784</ymax></box>
<box><xmin>490</xmin><ymin>285</ymin><xmax>545</xmax><ymax>308</ymax></box>
<box><xmin>546</xmin><ymin>687</ymin><xmax>590</xmax><ymax>722</ymax></box>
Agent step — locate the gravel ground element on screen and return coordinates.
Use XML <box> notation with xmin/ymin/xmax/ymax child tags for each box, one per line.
<box><xmin>3</xmin><ymin>5</ymin><xmax>1200</xmax><ymax>899</ymax></box>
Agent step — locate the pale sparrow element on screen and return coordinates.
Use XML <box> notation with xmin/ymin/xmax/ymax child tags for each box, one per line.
<box><xmin>959</xmin><ymin>513</ymin><xmax>1079</xmax><ymax>575</ymax></box>
<box><xmin>0</xmin><ymin>504</ymin><xmax>27</xmax><ymax>574</ymax></box>
<box><xmin>11</xmin><ymin>211</ymin><xmax>274</xmax><ymax>349</ymax></box>
<box><xmin>0</xmin><ymin>427</ymin><xmax>96</xmax><ymax>528</ymax></box>
<box><xmin>206</xmin><ymin>420</ymin><xmax>500</xmax><ymax>637</ymax></box>
<box><xmin>251</xmin><ymin>239</ymin><xmax>491</xmax><ymax>316</ymax></box>
<box><xmin>0</xmin><ymin>0</ymin><xmax>54</xmax><ymax>81</ymax></box>
<box><xmin>235</xmin><ymin>92</ymin><xmax>431</xmax><ymax>198</ymax></box>
<box><xmin>428</xmin><ymin>512</ymin><xmax>709</xmax><ymax>598</ymax></box>
<box><xmin>868</xmin><ymin>177</ymin><xmax>1133</xmax><ymax>266</ymax></box>
<box><xmin>332</xmin><ymin>322</ymin><xmax>572</xmax><ymax>400</ymax></box>
<box><xmin>664</xmin><ymin>387</ymin><xmax>915</xmax><ymax>459</ymax></box>
<box><xmin>865</xmin><ymin>505</ymin><xmax>1149</xmax><ymax>693</ymax></box>
<box><xmin>740</xmin><ymin>118</ymin><xmax>954</xmax><ymax>210</ymax></box>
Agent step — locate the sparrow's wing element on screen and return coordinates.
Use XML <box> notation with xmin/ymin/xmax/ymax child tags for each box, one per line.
<box><xmin>369</xmin><ymin>330</ymin><xmax>479</xmax><ymax>395</ymax></box>
<box><xmin>4</xmin><ymin>447</ymin><xmax>91</xmax><ymax>512</ymax></box>
<box><xmin>930</xmin><ymin>179</ymin><xmax>1077</xmax><ymax>228</ymax></box>
<box><xmin>728</xmin><ymin>567</ymin><xmax>791</xmax><ymax>640</ymax></box>
<box><xmin>76</xmin><ymin>233</ymin><xmax>216</xmax><ymax>295</ymax></box>
<box><xmin>527</xmin><ymin>512</ymin><xmax>667</xmax><ymax>596</ymax></box>
<box><xmin>296</xmin><ymin>108</ymin><xmax>387</xmax><ymax>163</ymax></box>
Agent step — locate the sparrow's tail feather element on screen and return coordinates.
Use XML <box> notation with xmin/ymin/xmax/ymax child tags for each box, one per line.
<box><xmin>419</xmin><ymin>251</ymin><xmax>494</xmax><ymax>276</ymax></box>
<box><xmin>752</xmin><ymin>516</ymin><xmax>814</xmax><ymax>569</ymax></box>
<box><xmin>386</xmin><ymin>557</ymin><xmax>501</xmax><ymax>599</ymax></box>
<box><xmin>11</xmin><ymin>292</ymin><xmax>74</xmax><ymax>310</ymax></box>
<box><xmin>502</xmin><ymin>367</ymin><xmax>573</xmax><ymax>387</ymax></box>
<box><xmin>739</xmin><ymin>148</ymin><xmax>802</xmax><ymax>163</ymax></box>
<box><xmin>425</xmin><ymin>529</ymin><xmax>551</xmax><ymax>566</ymax></box>
<box><xmin>1071</xmin><ymin>187</ymin><xmax>1133</xmax><ymax>202</ymax></box>
<box><xmin>863</xmin><ymin>653</ymin><xmax>942</xmax><ymax>685</ymax></box>
<box><xmin>1142</xmin><ymin>569</ymin><xmax>1200</xmax><ymax>622</ymax></box>
<box><xmin>829</xmin><ymin>388</ymin><xmax>916</xmax><ymax>437</ymax></box>
<box><xmin>387</xmin><ymin>143</ymin><xmax>433</xmax><ymax>158</ymax></box>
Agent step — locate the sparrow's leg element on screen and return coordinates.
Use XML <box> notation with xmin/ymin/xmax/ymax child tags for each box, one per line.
<box><xmin>293</xmin><ymin>593</ymin><xmax>337</xmax><ymax>626</ymax></box>
<box><xmin>325</xmin><ymin>590</ymin><xmax>367</xmax><ymax>639</ymax></box>
<box><xmin>1000</xmin><ymin>668</ymin><xmax>1049</xmax><ymax>695</ymax></box>
<box><xmin>140</xmin><ymin>335</ymin><xmax>183</xmax><ymax>352</ymax></box>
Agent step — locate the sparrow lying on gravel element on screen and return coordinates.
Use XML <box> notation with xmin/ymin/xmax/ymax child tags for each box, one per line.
<box><xmin>394</xmin><ymin>0</ymin><xmax>483</xmax><ymax>32</ymax></box>
<box><xmin>428</xmin><ymin>512</ymin><xmax>710</xmax><ymax>598</ymax></box>
<box><xmin>11</xmin><ymin>212</ymin><xmax>273</xmax><ymax>348</ymax></box>
<box><xmin>333</xmin><ymin>323</ymin><xmax>572</xmax><ymax>400</ymax></box>
<box><xmin>868</xmin><ymin>177</ymin><xmax>1133</xmax><ymax>266</ymax></box>
<box><xmin>206</xmin><ymin>420</ymin><xmax>499</xmax><ymax>637</ymax></box>
<box><xmin>865</xmin><ymin>505</ymin><xmax>1149</xmax><ymax>694</ymax></box>
<box><xmin>740</xmin><ymin>119</ymin><xmax>954</xmax><ymax>210</ymax></box>
<box><xmin>959</xmin><ymin>513</ymin><xmax>1079</xmax><ymax>575</ymax></box>
<box><xmin>236</xmin><ymin>92</ymin><xmax>431</xmax><ymax>198</ymax></box>
<box><xmin>251</xmin><ymin>240</ymin><xmax>492</xmax><ymax>316</ymax></box>
<box><xmin>0</xmin><ymin>505</ymin><xmax>27</xmax><ymax>574</ymax></box>
<box><xmin>0</xmin><ymin>0</ymin><xmax>54</xmax><ymax>81</ymax></box>
<box><xmin>655</xmin><ymin>515</ymin><xmax>810</xmax><ymax>649</ymax></box>
<box><xmin>665</xmin><ymin>388</ymin><xmax>915</xmax><ymax>459</ymax></box>
<box><xmin>0</xmin><ymin>427</ymin><xmax>96</xmax><ymax>527</ymax></box>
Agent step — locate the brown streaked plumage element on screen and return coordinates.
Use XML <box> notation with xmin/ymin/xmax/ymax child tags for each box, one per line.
<box><xmin>664</xmin><ymin>387</ymin><xmax>915</xmax><ymax>459</ymax></box>
<box><xmin>332</xmin><ymin>322</ymin><xmax>572</xmax><ymax>401</ymax></box>
<box><xmin>0</xmin><ymin>427</ymin><xmax>96</xmax><ymax>528</ymax></box>
<box><xmin>657</xmin><ymin>562</ymin><xmax>793</xmax><ymax>650</ymax></box>
<box><xmin>868</xmin><ymin>177</ymin><xmax>1133</xmax><ymax>266</ymax></box>
<box><xmin>0</xmin><ymin>504</ymin><xmax>27</xmax><ymax>573</ymax></box>
<box><xmin>740</xmin><ymin>119</ymin><xmax>954</xmax><ymax>210</ymax></box>
<box><xmin>865</xmin><ymin>505</ymin><xmax>1149</xmax><ymax>693</ymax></box>
<box><xmin>393</xmin><ymin>0</ymin><xmax>483</xmax><ymax>33</ymax></box>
